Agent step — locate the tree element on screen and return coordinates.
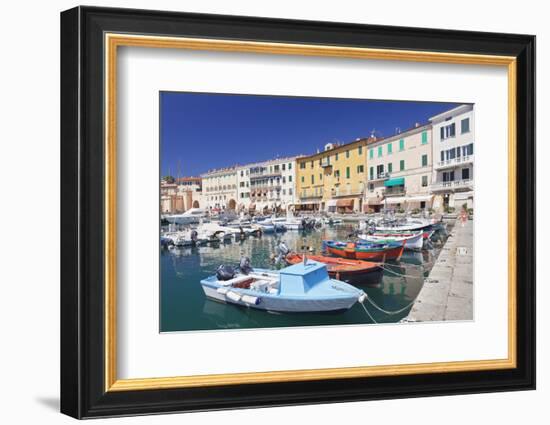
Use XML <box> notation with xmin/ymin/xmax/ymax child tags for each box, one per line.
<box><xmin>163</xmin><ymin>175</ymin><xmax>175</xmax><ymax>183</ymax></box>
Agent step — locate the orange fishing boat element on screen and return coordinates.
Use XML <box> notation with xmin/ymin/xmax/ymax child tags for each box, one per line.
<box><xmin>285</xmin><ymin>253</ymin><xmax>383</xmax><ymax>285</ymax></box>
<box><xmin>324</xmin><ymin>239</ymin><xmax>406</xmax><ymax>261</ymax></box>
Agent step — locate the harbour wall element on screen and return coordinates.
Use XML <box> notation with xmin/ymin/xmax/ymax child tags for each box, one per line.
<box><xmin>405</xmin><ymin>218</ymin><xmax>473</xmax><ymax>322</ymax></box>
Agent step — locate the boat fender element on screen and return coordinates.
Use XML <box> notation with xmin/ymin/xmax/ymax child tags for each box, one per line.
<box><xmin>226</xmin><ymin>291</ymin><xmax>242</xmax><ymax>302</ymax></box>
<box><xmin>242</xmin><ymin>295</ymin><xmax>260</xmax><ymax>305</ymax></box>
<box><xmin>358</xmin><ymin>293</ymin><xmax>367</xmax><ymax>303</ymax></box>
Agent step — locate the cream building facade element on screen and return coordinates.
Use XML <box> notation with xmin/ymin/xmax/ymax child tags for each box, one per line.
<box><xmin>429</xmin><ymin>104</ymin><xmax>474</xmax><ymax>212</ymax></box>
<box><xmin>236</xmin><ymin>156</ymin><xmax>298</xmax><ymax>212</ymax></box>
<box><xmin>365</xmin><ymin>124</ymin><xmax>433</xmax><ymax>212</ymax></box>
<box><xmin>201</xmin><ymin>167</ymin><xmax>239</xmax><ymax>211</ymax></box>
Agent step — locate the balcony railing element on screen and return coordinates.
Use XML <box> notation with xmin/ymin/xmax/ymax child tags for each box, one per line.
<box><xmin>369</xmin><ymin>172</ymin><xmax>391</xmax><ymax>182</ymax></box>
<box><xmin>332</xmin><ymin>189</ymin><xmax>364</xmax><ymax>197</ymax></box>
<box><xmin>321</xmin><ymin>159</ymin><xmax>332</xmax><ymax>167</ymax></box>
<box><xmin>431</xmin><ymin>179</ymin><xmax>474</xmax><ymax>191</ymax></box>
<box><xmin>436</xmin><ymin>155</ymin><xmax>474</xmax><ymax>169</ymax></box>
<box><xmin>384</xmin><ymin>186</ymin><xmax>406</xmax><ymax>196</ymax></box>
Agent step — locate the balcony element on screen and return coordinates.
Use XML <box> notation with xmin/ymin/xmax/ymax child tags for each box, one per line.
<box><xmin>250</xmin><ymin>171</ymin><xmax>282</xmax><ymax>180</ymax></box>
<box><xmin>431</xmin><ymin>179</ymin><xmax>474</xmax><ymax>192</ymax></box>
<box><xmin>435</xmin><ymin>155</ymin><xmax>474</xmax><ymax>170</ymax></box>
<box><xmin>321</xmin><ymin>159</ymin><xmax>332</xmax><ymax>168</ymax></box>
<box><xmin>332</xmin><ymin>188</ymin><xmax>364</xmax><ymax>197</ymax></box>
<box><xmin>369</xmin><ymin>172</ymin><xmax>391</xmax><ymax>182</ymax></box>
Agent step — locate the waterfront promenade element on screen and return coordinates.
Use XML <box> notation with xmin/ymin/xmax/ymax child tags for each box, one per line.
<box><xmin>405</xmin><ymin>218</ymin><xmax>473</xmax><ymax>322</ymax></box>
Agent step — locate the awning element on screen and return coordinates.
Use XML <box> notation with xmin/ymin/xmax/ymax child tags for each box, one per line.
<box><xmin>299</xmin><ymin>201</ymin><xmax>321</xmax><ymax>205</ymax></box>
<box><xmin>405</xmin><ymin>195</ymin><xmax>434</xmax><ymax>203</ymax></box>
<box><xmin>336</xmin><ymin>199</ymin><xmax>354</xmax><ymax>207</ymax></box>
<box><xmin>384</xmin><ymin>177</ymin><xmax>405</xmax><ymax>187</ymax></box>
<box><xmin>368</xmin><ymin>198</ymin><xmax>383</xmax><ymax>205</ymax></box>
<box><xmin>384</xmin><ymin>196</ymin><xmax>407</xmax><ymax>205</ymax></box>
<box><xmin>326</xmin><ymin>199</ymin><xmax>337</xmax><ymax>207</ymax></box>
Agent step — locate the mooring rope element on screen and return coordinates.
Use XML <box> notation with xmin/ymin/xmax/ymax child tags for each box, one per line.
<box><xmin>376</xmin><ymin>263</ymin><xmax>428</xmax><ymax>279</ymax></box>
<box><xmin>365</xmin><ymin>294</ymin><xmax>419</xmax><ymax>316</ymax></box>
<box><xmin>359</xmin><ymin>300</ymin><xmax>378</xmax><ymax>324</ymax></box>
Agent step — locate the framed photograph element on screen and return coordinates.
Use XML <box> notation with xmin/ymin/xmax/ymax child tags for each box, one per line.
<box><xmin>60</xmin><ymin>6</ymin><xmax>535</xmax><ymax>419</ymax></box>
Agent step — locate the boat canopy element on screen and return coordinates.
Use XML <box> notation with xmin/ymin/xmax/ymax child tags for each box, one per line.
<box><xmin>278</xmin><ymin>261</ymin><xmax>329</xmax><ymax>296</ymax></box>
<box><xmin>384</xmin><ymin>177</ymin><xmax>405</xmax><ymax>187</ymax></box>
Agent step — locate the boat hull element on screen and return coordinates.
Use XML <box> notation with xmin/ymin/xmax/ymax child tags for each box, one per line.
<box><xmin>326</xmin><ymin>241</ymin><xmax>405</xmax><ymax>261</ymax></box>
<box><xmin>201</xmin><ymin>284</ymin><xmax>358</xmax><ymax>312</ymax></box>
<box><xmin>359</xmin><ymin>232</ymin><xmax>424</xmax><ymax>250</ymax></box>
<box><xmin>285</xmin><ymin>254</ymin><xmax>383</xmax><ymax>285</ymax></box>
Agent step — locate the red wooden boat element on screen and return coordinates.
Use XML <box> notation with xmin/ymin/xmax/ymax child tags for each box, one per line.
<box><xmin>325</xmin><ymin>240</ymin><xmax>406</xmax><ymax>261</ymax></box>
<box><xmin>285</xmin><ymin>253</ymin><xmax>383</xmax><ymax>285</ymax></box>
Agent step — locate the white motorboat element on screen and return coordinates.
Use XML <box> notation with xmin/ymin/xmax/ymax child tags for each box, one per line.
<box><xmin>358</xmin><ymin>231</ymin><xmax>424</xmax><ymax>250</ymax></box>
<box><xmin>162</xmin><ymin>208</ymin><xmax>207</xmax><ymax>225</ymax></box>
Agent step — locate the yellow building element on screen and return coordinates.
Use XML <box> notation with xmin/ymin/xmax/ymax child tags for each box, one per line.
<box><xmin>296</xmin><ymin>139</ymin><xmax>369</xmax><ymax>213</ymax></box>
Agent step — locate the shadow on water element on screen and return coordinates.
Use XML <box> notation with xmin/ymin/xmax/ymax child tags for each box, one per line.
<box><xmin>161</xmin><ymin>224</ymin><xmax>448</xmax><ymax>332</ymax></box>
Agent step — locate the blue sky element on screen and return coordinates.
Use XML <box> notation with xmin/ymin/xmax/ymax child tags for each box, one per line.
<box><xmin>160</xmin><ymin>92</ymin><xmax>459</xmax><ymax>177</ymax></box>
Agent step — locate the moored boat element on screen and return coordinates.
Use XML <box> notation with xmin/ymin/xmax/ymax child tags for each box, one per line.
<box><xmin>200</xmin><ymin>260</ymin><xmax>365</xmax><ymax>313</ymax></box>
<box><xmin>324</xmin><ymin>240</ymin><xmax>406</xmax><ymax>261</ymax></box>
<box><xmin>358</xmin><ymin>232</ymin><xmax>424</xmax><ymax>250</ymax></box>
<box><xmin>284</xmin><ymin>253</ymin><xmax>383</xmax><ymax>285</ymax></box>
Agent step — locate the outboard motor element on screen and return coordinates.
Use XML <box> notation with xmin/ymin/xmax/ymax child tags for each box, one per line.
<box><xmin>216</xmin><ymin>264</ymin><xmax>235</xmax><ymax>281</ymax></box>
<box><xmin>190</xmin><ymin>230</ymin><xmax>198</xmax><ymax>242</ymax></box>
<box><xmin>239</xmin><ymin>256</ymin><xmax>253</xmax><ymax>275</ymax></box>
<box><xmin>277</xmin><ymin>241</ymin><xmax>290</xmax><ymax>256</ymax></box>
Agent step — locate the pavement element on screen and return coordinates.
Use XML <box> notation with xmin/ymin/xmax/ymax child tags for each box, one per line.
<box><xmin>405</xmin><ymin>218</ymin><xmax>473</xmax><ymax>322</ymax></box>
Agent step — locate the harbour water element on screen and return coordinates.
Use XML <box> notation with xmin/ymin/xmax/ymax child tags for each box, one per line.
<box><xmin>160</xmin><ymin>223</ymin><xmax>449</xmax><ymax>332</ymax></box>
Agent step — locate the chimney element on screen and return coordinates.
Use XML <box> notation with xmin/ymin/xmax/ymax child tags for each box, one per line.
<box><xmin>415</xmin><ymin>122</ymin><xmax>420</xmax><ymax>128</ymax></box>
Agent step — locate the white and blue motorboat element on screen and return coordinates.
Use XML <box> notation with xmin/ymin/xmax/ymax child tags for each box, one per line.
<box><xmin>200</xmin><ymin>259</ymin><xmax>365</xmax><ymax>313</ymax></box>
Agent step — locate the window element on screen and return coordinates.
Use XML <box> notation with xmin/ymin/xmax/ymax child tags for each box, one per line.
<box><xmin>376</xmin><ymin>164</ymin><xmax>384</xmax><ymax>177</ymax></box>
<box><xmin>240</xmin><ymin>170</ymin><xmax>244</xmax><ymax>177</ymax></box>
<box><xmin>369</xmin><ymin>149</ymin><xmax>374</xmax><ymax>159</ymax></box>
<box><xmin>289</xmin><ymin>189</ymin><xmax>293</xmax><ymax>195</ymax></box>
<box><xmin>319</xmin><ymin>173</ymin><xmax>323</xmax><ymax>181</ymax></box>
<box><xmin>335</xmin><ymin>170</ymin><xmax>340</xmax><ymax>178</ymax></box>
<box><xmin>378</xmin><ymin>146</ymin><xmax>383</xmax><ymax>157</ymax></box>
<box><xmin>358</xmin><ymin>146</ymin><xmax>363</xmax><ymax>155</ymax></box>
<box><xmin>282</xmin><ymin>189</ymin><xmax>286</xmax><ymax>195</ymax></box>
<box><xmin>301</xmin><ymin>176</ymin><xmax>304</xmax><ymax>183</ymax></box>
<box><xmin>440</xmin><ymin>151</ymin><xmax>444</xmax><ymax>161</ymax></box>
<box><xmin>462</xmin><ymin>168</ymin><xmax>470</xmax><ymax>180</ymax></box>
<box><xmin>289</xmin><ymin>176</ymin><xmax>292</xmax><ymax>182</ymax></box>
<box><xmin>387</xmin><ymin>143</ymin><xmax>393</xmax><ymax>154</ymax></box>
<box><xmin>369</xmin><ymin>183</ymin><xmax>374</xmax><ymax>191</ymax></box>
<box><xmin>300</xmin><ymin>162</ymin><xmax>305</xmax><ymax>169</ymax></box>
<box><xmin>288</xmin><ymin>163</ymin><xmax>292</xmax><ymax>170</ymax></box>
<box><xmin>282</xmin><ymin>163</ymin><xmax>286</xmax><ymax>170</ymax></box>
<box><xmin>441</xmin><ymin>123</ymin><xmax>456</xmax><ymax>140</ymax></box>
<box><xmin>388</xmin><ymin>162</ymin><xmax>393</xmax><ymax>173</ymax></box>
<box><xmin>422</xmin><ymin>131</ymin><xmax>428</xmax><ymax>144</ymax></box>
<box><xmin>443</xmin><ymin>171</ymin><xmax>455</xmax><ymax>182</ymax></box>
<box><xmin>461</xmin><ymin>118</ymin><xmax>470</xmax><ymax>134</ymax></box>
<box><xmin>400</xmin><ymin>160</ymin><xmax>405</xmax><ymax>171</ymax></box>
<box><xmin>310</xmin><ymin>161</ymin><xmax>314</xmax><ymax>169</ymax></box>
<box><xmin>346</xmin><ymin>150</ymin><xmax>350</xmax><ymax>159</ymax></box>
<box><xmin>346</xmin><ymin>166</ymin><xmax>350</xmax><ymax>179</ymax></box>
<box><xmin>467</xmin><ymin>143</ymin><xmax>474</xmax><ymax>155</ymax></box>
<box><xmin>369</xmin><ymin>166</ymin><xmax>374</xmax><ymax>180</ymax></box>
<box><xmin>357</xmin><ymin>165</ymin><xmax>364</xmax><ymax>173</ymax></box>
<box><xmin>422</xmin><ymin>175</ymin><xmax>428</xmax><ymax>187</ymax></box>
<box><xmin>319</xmin><ymin>159</ymin><xmax>322</xmax><ymax>166</ymax></box>
<box><xmin>421</xmin><ymin>154</ymin><xmax>428</xmax><ymax>167</ymax></box>
<box><xmin>311</xmin><ymin>175</ymin><xmax>314</xmax><ymax>184</ymax></box>
<box><xmin>399</xmin><ymin>139</ymin><xmax>405</xmax><ymax>151</ymax></box>
<box><xmin>335</xmin><ymin>153</ymin><xmax>339</xmax><ymax>161</ymax></box>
